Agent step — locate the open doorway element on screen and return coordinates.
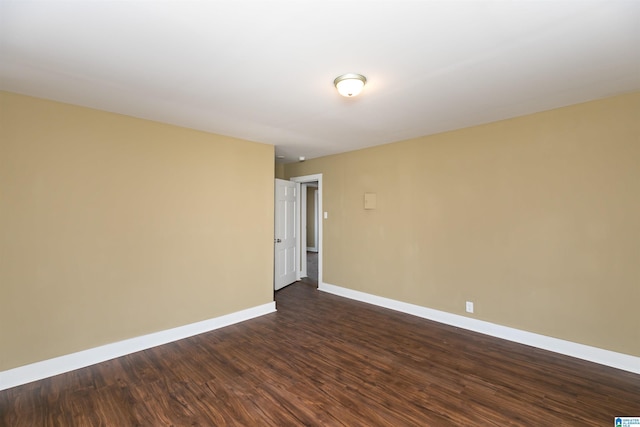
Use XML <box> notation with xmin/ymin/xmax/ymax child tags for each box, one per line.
<box><xmin>301</xmin><ymin>182</ymin><xmax>318</xmax><ymax>283</ymax></box>
<box><xmin>290</xmin><ymin>174</ymin><xmax>323</xmax><ymax>287</ymax></box>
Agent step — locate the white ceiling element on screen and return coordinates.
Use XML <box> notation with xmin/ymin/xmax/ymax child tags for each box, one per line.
<box><xmin>1</xmin><ymin>1</ymin><xmax>639</xmax><ymax>163</ymax></box>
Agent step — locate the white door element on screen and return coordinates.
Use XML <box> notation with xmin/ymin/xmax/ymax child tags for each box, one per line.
<box><xmin>274</xmin><ymin>179</ymin><xmax>297</xmax><ymax>290</ymax></box>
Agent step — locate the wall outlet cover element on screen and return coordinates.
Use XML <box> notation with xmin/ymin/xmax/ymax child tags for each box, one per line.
<box><xmin>466</xmin><ymin>301</ymin><xmax>474</xmax><ymax>313</ymax></box>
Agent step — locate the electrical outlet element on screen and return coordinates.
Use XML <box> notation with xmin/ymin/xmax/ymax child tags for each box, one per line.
<box><xmin>465</xmin><ymin>301</ymin><xmax>474</xmax><ymax>313</ymax></box>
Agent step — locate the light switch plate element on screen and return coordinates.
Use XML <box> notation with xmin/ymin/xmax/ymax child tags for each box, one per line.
<box><xmin>364</xmin><ymin>193</ymin><xmax>377</xmax><ymax>209</ymax></box>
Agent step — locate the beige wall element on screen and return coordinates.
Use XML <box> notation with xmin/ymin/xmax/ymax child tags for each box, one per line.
<box><xmin>286</xmin><ymin>92</ymin><xmax>640</xmax><ymax>356</ymax></box>
<box><xmin>275</xmin><ymin>162</ymin><xmax>285</xmax><ymax>180</ymax></box>
<box><xmin>0</xmin><ymin>91</ymin><xmax>275</xmax><ymax>371</ymax></box>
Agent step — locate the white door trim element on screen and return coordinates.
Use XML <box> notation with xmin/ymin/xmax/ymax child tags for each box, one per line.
<box><xmin>290</xmin><ymin>174</ymin><xmax>323</xmax><ymax>287</ymax></box>
<box><xmin>312</xmin><ymin>188</ymin><xmax>319</xmax><ymax>252</ymax></box>
<box><xmin>300</xmin><ymin>184</ymin><xmax>308</xmax><ymax>278</ymax></box>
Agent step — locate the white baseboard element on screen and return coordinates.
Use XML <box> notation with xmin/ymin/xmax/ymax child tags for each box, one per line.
<box><xmin>319</xmin><ymin>282</ymin><xmax>639</xmax><ymax>374</ymax></box>
<box><xmin>0</xmin><ymin>302</ymin><xmax>276</xmax><ymax>391</ymax></box>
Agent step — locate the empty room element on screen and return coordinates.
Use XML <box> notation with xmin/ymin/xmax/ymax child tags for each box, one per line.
<box><xmin>1</xmin><ymin>1</ymin><xmax>639</xmax><ymax>425</ymax></box>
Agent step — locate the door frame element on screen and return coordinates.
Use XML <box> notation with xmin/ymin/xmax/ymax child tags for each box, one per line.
<box><xmin>300</xmin><ymin>183</ymin><xmax>308</xmax><ymax>279</ymax></box>
<box><xmin>290</xmin><ymin>174</ymin><xmax>323</xmax><ymax>287</ymax></box>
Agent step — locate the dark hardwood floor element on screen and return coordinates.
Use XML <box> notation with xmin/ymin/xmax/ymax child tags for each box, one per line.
<box><xmin>1</xmin><ymin>280</ymin><xmax>638</xmax><ymax>426</ymax></box>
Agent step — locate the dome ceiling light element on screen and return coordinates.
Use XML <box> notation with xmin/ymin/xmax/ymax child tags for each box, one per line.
<box><xmin>334</xmin><ymin>73</ymin><xmax>367</xmax><ymax>97</ymax></box>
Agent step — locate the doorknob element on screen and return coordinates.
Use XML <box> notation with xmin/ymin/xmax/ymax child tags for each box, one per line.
<box><xmin>275</xmin><ymin>238</ymin><xmax>282</xmax><ymax>243</ymax></box>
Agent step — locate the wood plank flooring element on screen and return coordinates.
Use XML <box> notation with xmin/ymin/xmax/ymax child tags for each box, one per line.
<box><xmin>1</xmin><ymin>280</ymin><xmax>639</xmax><ymax>426</ymax></box>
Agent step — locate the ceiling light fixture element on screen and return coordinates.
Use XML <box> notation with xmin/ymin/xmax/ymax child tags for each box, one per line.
<box><xmin>334</xmin><ymin>73</ymin><xmax>367</xmax><ymax>97</ymax></box>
